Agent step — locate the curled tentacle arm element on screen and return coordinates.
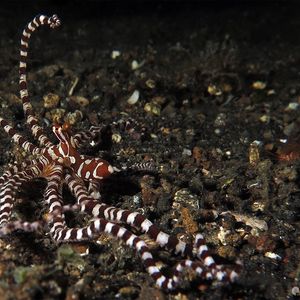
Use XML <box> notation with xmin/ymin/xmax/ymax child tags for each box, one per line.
<box><xmin>0</xmin><ymin>162</ymin><xmax>45</xmax><ymax>226</ymax></box>
<box><xmin>71</xmin><ymin>126</ymin><xmax>103</xmax><ymax>149</ymax></box>
<box><xmin>0</xmin><ymin>117</ymin><xmax>43</xmax><ymax>156</ymax></box>
<box><xmin>20</xmin><ymin>14</ymin><xmax>61</xmax><ymax>148</ymax></box>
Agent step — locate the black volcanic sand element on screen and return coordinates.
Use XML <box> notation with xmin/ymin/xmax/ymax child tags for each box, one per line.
<box><xmin>0</xmin><ymin>3</ymin><xmax>299</xmax><ymax>300</ymax></box>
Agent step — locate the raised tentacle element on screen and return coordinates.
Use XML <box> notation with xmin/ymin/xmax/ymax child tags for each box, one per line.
<box><xmin>20</xmin><ymin>14</ymin><xmax>61</xmax><ymax>147</ymax></box>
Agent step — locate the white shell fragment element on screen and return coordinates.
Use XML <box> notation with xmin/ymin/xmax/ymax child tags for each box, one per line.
<box><xmin>131</xmin><ymin>60</ymin><xmax>139</xmax><ymax>70</ymax></box>
<box><xmin>264</xmin><ymin>252</ymin><xmax>282</xmax><ymax>260</ymax></box>
<box><xmin>207</xmin><ymin>84</ymin><xmax>222</xmax><ymax>96</ymax></box>
<box><xmin>252</xmin><ymin>81</ymin><xmax>266</xmax><ymax>90</ymax></box>
<box><xmin>131</xmin><ymin>60</ymin><xmax>145</xmax><ymax>70</ymax></box>
<box><xmin>182</xmin><ymin>148</ymin><xmax>192</xmax><ymax>156</ymax></box>
<box><xmin>127</xmin><ymin>90</ymin><xmax>140</xmax><ymax>105</ymax></box>
<box><xmin>267</xmin><ymin>89</ymin><xmax>276</xmax><ymax>95</ymax></box>
<box><xmin>221</xmin><ymin>211</ymin><xmax>268</xmax><ymax>232</ymax></box>
<box><xmin>218</xmin><ymin>226</ymin><xmax>231</xmax><ymax>246</ymax></box>
<box><xmin>111</xmin><ymin>50</ymin><xmax>121</xmax><ymax>59</ymax></box>
<box><xmin>285</xmin><ymin>102</ymin><xmax>299</xmax><ymax>111</ymax></box>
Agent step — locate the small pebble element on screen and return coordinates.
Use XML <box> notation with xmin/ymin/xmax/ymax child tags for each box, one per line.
<box><xmin>112</xmin><ymin>133</ymin><xmax>122</xmax><ymax>143</ymax></box>
<box><xmin>252</xmin><ymin>81</ymin><xmax>266</xmax><ymax>90</ymax></box>
<box><xmin>69</xmin><ymin>96</ymin><xmax>89</xmax><ymax>107</ymax></box>
<box><xmin>46</xmin><ymin>108</ymin><xmax>66</xmax><ymax>123</ymax></box>
<box><xmin>64</xmin><ymin>110</ymin><xmax>83</xmax><ymax>125</ymax></box>
<box><xmin>144</xmin><ymin>102</ymin><xmax>161</xmax><ymax>116</ymax></box>
<box><xmin>251</xmin><ymin>201</ymin><xmax>265</xmax><ymax>213</ymax></box>
<box><xmin>214</xmin><ymin>113</ymin><xmax>227</xmax><ymax>127</ymax></box>
<box><xmin>127</xmin><ymin>90</ymin><xmax>140</xmax><ymax>105</ymax></box>
<box><xmin>259</xmin><ymin>115</ymin><xmax>270</xmax><ymax>123</ymax></box>
<box><xmin>111</xmin><ymin>50</ymin><xmax>121</xmax><ymax>59</ymax></box>
<box><xmin>145</xmin><ymin>79</ymin><xmax>156</xmax><ymax>89</ymax></box>
<box><xmin>173</xmin><ymin>189</ymin><xmax>199</xmax><ymax>210</ymax></box>
<box><xmin>249</xmin><ymin>140</ymin><xmax>262</xmax><ymax>165</ymax></box>
<box><xmin>208</xmin><ymin>84</ymin><xmax>222</xmax><ymax>96</ymax></box>
<box><xmin>285</xmin><ymin>102</ymin><xmax>299</xmax><ymax>111</ymax></box>
<box><xmin>182</xmin><ymin>148</ymin><xmax>192</xmax><ymax>156</ymax></box>
<box><xmin>264</xmin><ymin>251</ymin><xmax>281</xmax><ymax>260</ymax></box>
<box><xmin>291</xmin><ymin>286</ymin><xmax>300</xmax><ymax>296</ymax></box>
<box><xmin>217</xmin><ymin>226</ymin><xmax>231</xmax><ymax>245</ymax></box>
<box><xmin>131</xmin><ymin>60</ymin><xmax>139</xmax><ymax>70</ymax></box>
<box><xmin>267</xmin><ymin>89</ymin><xmax>276</xmax><ymax>95</ymax></box>
<box><xmin>43</xmin><ymin>93</ymin><xmax>60</xmax><ymax>109</ymax></box>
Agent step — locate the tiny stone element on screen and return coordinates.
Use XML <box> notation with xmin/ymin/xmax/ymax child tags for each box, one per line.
<box><xmin>131</xmin><ymin>60</ymin><xmax>139</xmax><ymax>70</ymax></box>
<box><xmin>144</xmin><ymin>102</ymin><xmax>161</xmax><ymax>116</ymax></box>
<box><xmin>207</xmin><ymin>84</ymin><xmax>222</xmax><ymax>96</ymax></box>
<box><xmin>259</xmin><ymin>115</ymin><xmax>270</xmax><ymax>123</ymax></box>
<box><xmin>46</xmin><ymin>108</ymin><xmax>66</xmax><ymax>123</ymax></box>
<box><xmin>111</xmin><ymin>50</ymin><xmax>121</xmax><ymax>59</ymax></box>
<box><xmin>264</xmin><ymin>251</ymin><xmax>281</xmax><ymax>260</ymax></box>
<box><xmin>249</xmin><ymin>141</ymin><xmax>261</xmax><ymax>165</ymax></box>
<box><xmin>145</xmin><ymin>79</ymin><xmax>156</xmax><ymax>89</ymax></box>
<box><xmin>285</xmin><ymin>102</ymin><xmax>299</xmax><ymax>111</ymax></box>
<box><xmin>182</xmin><ymin>148</ymin><xmax>192</xmax><ymax>156</ymax></box>
<box><xmin>214</xmin><ymin>128</ymin><xmax>221</xmax><ymax>135</ymax></box>
<box><xmin>267</xmin><ymin>89</ymin><xmax>276</xmax><ymax>95</ymax></box>
<box><xmin>291</xmin><ymin>286</ymin><xmax>300</xmax><ymax>296</ymax></box>
<box><xmin>64</xmin><ymin>110</ymin><xmax>83</xmax><ymax>125</ymax></box>
<box><xmin>43</xmin><ymin>93</ymin><xmax>60</xmax><ymax>109</ymax></box>
<box><xmin>133</xmin><ymin>195</ymin><xmax>140</xmax><ymax>205</ymax></box>
<box><xmin>252</xmin><ymin>81</ymin><xmax>266</xmax><ymax>90</ymax></box>
<box><xmin>127</xmin><ymin>90</ymin><xmax>140</xmax><ymax>105</ymax></box>
<box><xmin>112</xmin><ymin>133</ymin><xmax>122</xmax><ymax>143</ymax></box>
<box><xmin>214</xmin><ymin>113</ymin><xmax>227</xmax><ymax>127</ymax></box>
<box><xmin>69</xmin><ymin>95</ymin><xmax>89</xmax><ymax>107</ymax></box>
<box><xmin>251</xmin><ymin>201</ymin><xmax>265</xmax><ymax>212</ymax></box>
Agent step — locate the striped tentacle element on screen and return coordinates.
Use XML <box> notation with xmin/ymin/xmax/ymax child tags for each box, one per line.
<box><xmin>121</xmin><ymin>161</ymin><xmax>157</xmax><ymax>173</ymax></box>
<box><xmin>64</xmin><ymin>175</ymin><xmax>234</xmax><ymax>287</ymax></box>
<box><xmin>42</xmin><ymin>163</ymin><xmax>66</xmax><ymax>240</ymax></box>
<box><xmin>0</xmin><ymin>117</ymin><xmax>42</xmax><ymax>156</ymax></box>
<box><xmin>20</xmin><ymin>14</ymin><xmax>60</xmax><ymax>147</ymax></box>
<box><xmin>0</xmin><ymin>220</ymin><xmax>44</xmax><ymax>237</ymax></box>
<box><xmin>55</xmin><ymin>216</ymin><xmax>179</xmax><ymax>289</ymax></box>
<box><xmin>0</xmin><ymin>162</ymin><xmax>44</xmax><ymax>225</ymax></box>
<box><xmin>0</xmin><ymin>164</ymin><xmax>24</xmax><ymax>185</ymax></box>
<box><xmin>172</xmin><ymin>258</ymin><xmax>238</xmax><ymax>283</ymax></box>
<box><xmin>64</xmin><ymin>173</ymin><xmax>195</xmax><ymax>258</ymax></box>
<box><xmin>71</xmin><ymin>126</ymin><xmax>103</xmax><ymax>149</ymax></box>
<box><xmin>88</xmin><ymin>181</ymin><xmax>102</xmax><ymax>200</ymax></box>
<box><xmin>65</xmin><ymin>173</ymin><xmax>240</xmax><ymax>283</ymax></box>
<box><xmin>174</xmin><ymin>259</ymin><xmax>215</xmax><ymax>281</ymax></box>
<box><xmin>193</xmin><ymin>234</ymin><xmax>239</xmax><ymax>282</ymax></box>
<box><xmin>47</xmin><ymin>179</ymin><xmax>178</xmax><ymax>289</ymax></box>
<box><xmin>0</xmin><ymin>156</ymin><xmax>44</xmax><ymax>184</ymax></box>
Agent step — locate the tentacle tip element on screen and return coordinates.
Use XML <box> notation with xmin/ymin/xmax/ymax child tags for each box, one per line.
<box><xmin>49</xmin><ymin>14</ymin><xmax>61</xmax><ymax>28</ymax></box>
